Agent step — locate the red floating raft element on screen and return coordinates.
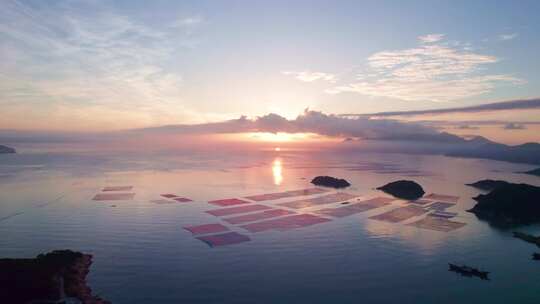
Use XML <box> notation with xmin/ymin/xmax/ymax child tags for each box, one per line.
<box><xmin>244</xmin><ymin>188</ymin><xmax>329</xmax><ymax>202</ymax></box>
<box><xmin>196</xmin><ymin>232</ymin><xmax>251</xmax><ymax>247</ymax></box>
<box><xmin>240</xmin><ymin>214</ymin><xmax>331</xmax><ymax>233</ymax></box>
<box><xmin>150</xmin><ymin>199</ymin><xmax>175</xmax><ymax>204</ymax></box>
<box><xmin>314</xmin><ymin>197</ymin><xmax>393</xmax><ymax>218</ymax></box>
<box><xmin>407</xmin><ymin>199</ymin><xmax>433</xmax><ymax>205</ymax></box>
<box><xmin>223</xmin><ymin>209</ymin><xmax>295</xmax><ymax>225</ymax></box>
<box><xmin>278</xmin><ymin>192</ymin><xmax>359</xmax><ymax>209</ymax></box>
<box><xmin>426</xmin><ymin>202</ymin><xmax>455</xmax><ymax>211</ymax></box>
<box><xmin>369</xmin><ymin>205</ymin><xmax>427</xmax><ymax>223</ymax></box>
<box><xmin>408</xmin><ymin>216</ymin><xmax>466</xmax><ymax>232</ymax></box>
<box><xmin>206</xmin><ymin>204</ymin><xmax>272</xmax><ymax>217</ymax></box>
<box><xmin>208</xmin><ymin>198</ymin><xmax>251</xmax><ymax>207</ymax></box>
<box><xmin>102</xmin><ymin>186</ymin><xmax>133</xmax><ymax>192</ymax></box>
<box><xmin>424</xmin><ymin>193</ymin><xmax>459</xmax><ymax>203</ymax></box>
<box><xmin>92</xmin><ymin>193</ymin><xmax>135</xmax><ymax>201</ymax></box>
<box><xmin>173</xmin><ymin>197</ymin><xmax>193</xmax><ymax>203</ymax></box>
<box><xmin>183</xmin><ymin>223</ymin><xmax>230</xmax><ymax>235</ymax></box>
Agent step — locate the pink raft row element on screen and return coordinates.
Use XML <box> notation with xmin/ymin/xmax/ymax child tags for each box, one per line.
<box><xmin>93</xmin><ymin>193</ymin><xmax>135</xmax><ymax>201</ymax></box>
<box><xmin>102</xmin><ymin>186</ymin><xmax>133</xmax><ymax>192</ymax></box>
<box><xmin>407</xmin><ymin>216</ymin><xmax>466</xmax><ymax>232</ymax></box>
<box><xmin>424</xmin><ymin>193</ymin><xmax>460</xmax><ymax>203</ymax></box>
<box><xmin>208</xmin><ymin>198</ymin><xmax>252</xmax><ymax>207</ymax></box>
<box><xmin>425</xmin><ymin>201</ymin><xmax>455</xmax><ymax>211</ymax></box>
<box><xmin>278</xmin><ymin>192</ymin><xmax>360</xmax><ymax>209</ymax></box>
<box><xmin>369</xmin><ymin>205</ymin><xmax>427</xmax><ymax>223</ymax></box>
<box><xmin>314</xmin><ymin>197</ymin><xmax>395</xmax><ymax>218</ymax></box>
<box><xmin>206</xmin><ymin>204</ymin><xmax>272</xmax><ymax>217</ymax></box>
<box><xmin>150</xmin><ymin>199</ymin><xmax>177</xmax><ymax>205</ymax></box>
<box><xmin>428</xmin><ymin>211</ymin><xmax>458</xmax><ymax>219</ymax></box>
<box><xmin>407</xmin><ymin>199</ymin><xmax>433</xmax><ymax>205</ymax></box>
<box><xmin>183</xmin><ymin>223</ymin><xmax>230</xmax><ymax>235</ymax></box>
<box><xmin>196</xmin><ymin>232</ymin><xmax>251</xmax><ymax>247</ymax></box>
<box><xmin>244</xmin><ymin>187</ymin><xmax>330</xmax><ymax>202</ymax></box>
<box><xmin>240</xmin><ymin>214</ymin><xmax>331</xmax><ymax>233</ymax></box>
<box><xmin>161</xmin><ymin>194</ymin><xmax>178</xmax><ymax>198</ymax></box>
<box><xmin>173</xmin><ymin>197</ymin><xmax>193</xmax><ymax>203</ymax></box>
<box><xmin>223</xmin><ymin>209</ymin><xmax>295</xmax><ymax>225</ymax></box>
<box><xmin>159</xmin><ymin>194</ymin><xmax>193</xmax><ymax>202</ymax></box>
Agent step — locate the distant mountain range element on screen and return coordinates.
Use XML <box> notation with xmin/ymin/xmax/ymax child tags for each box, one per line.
<box><xmin>445</xmin><ymin>136</ymin><xmax>540</xmax><ymax>165</ymax></box>
<box><xmin>345</xmin><ymin>132</ymin><xmax>540</xmax><ymax>165</ymax></box>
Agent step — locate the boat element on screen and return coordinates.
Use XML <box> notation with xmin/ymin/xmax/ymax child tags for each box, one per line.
<box><xmin>448</xmin><ymin>263</ymin><xmax>490</xmax><ymax>280</ymax></box>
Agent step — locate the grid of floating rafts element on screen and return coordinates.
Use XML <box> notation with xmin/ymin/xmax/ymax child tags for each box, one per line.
<box><xmin>184</xmin><ymin>187</ymin><xmax>341</xmax><ymax>247</ymax></box>
<box><xmin>405</xmin><ymin>193</ymin><xmax>466</xmax><ymax>232</ymax></box>
<box><xmin>183</xmin><ymin>189</ymin><xmax>467</xmax><ymax>247</ymax></box>
<box><xmin>183</xmin><ymin>188</ymin><xmax>369</xmax><ymax>247</ymax></box>
<box><xmin>149</xmin><ymin>193</ymin><xmax>194</xmax><ymax>205</ymax></box>
<box><xmin>367</xmin><ymin>192</ymin><xmax>466</xmax><ymax>232</ymax></box>
<box><xmin>92</xmin><ymin>186</ymin><xmax>135</xmax><ymax>201</ymax></box>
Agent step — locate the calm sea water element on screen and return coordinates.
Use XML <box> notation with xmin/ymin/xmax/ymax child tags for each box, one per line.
<box><xmin>1</xmin><ymin>147</ymin><xmax>539</xmax><ymax>303</ymax></box>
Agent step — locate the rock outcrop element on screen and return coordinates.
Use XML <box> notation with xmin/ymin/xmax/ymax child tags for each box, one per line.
<box><xmin>468</xmin><ymin>182</ymin><xmax>540</xmax><ymax>227</ymax></box>
<box><xmin>376</xmin><ymin>180</ymin><xmax>425</xmax><ymax>200</ymax></box>
<box><xmin>0</xmin><ymin>250</ymin><xmax>110</xmax><ymax>304</ymax></box>
<box><xmin>513</xmin><ymin>231</ymin><xmax>540</xmax><ymax>248</ymax></box>
<box><xmin>522</xmin><ymin>168</ymin><xmax>540</xmax><ymax>177</ymax></box>
<box><xmin>311</xmin><ymin>176</ymin><xmax>351</xmax><ymax>189</ymax></box>
<box><xmin>465</xmin><ymin>180</ymin><xmax>510</xmax><ymax>191</ymax></box>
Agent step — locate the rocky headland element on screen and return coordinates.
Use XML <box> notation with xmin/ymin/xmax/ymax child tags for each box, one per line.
<box><xmin>0</xmin><ymin>250</ymin><xmax>110</xmax><ymax>304</ymax></box>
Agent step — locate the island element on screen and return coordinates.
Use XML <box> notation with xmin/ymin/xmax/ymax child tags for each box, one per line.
<box><xmin>467</xmin><ymin>182</ymin><xmax>540</xmax><ymax>227</ymax></box>
<box><xmin>376</xmin><ymin>180</ymin><xmax>425</xmax><ymax>200</ymax></box>
<box><xmin>522</xmin><ymin>168</ymin><xmax>540</xmax><ymax>177</ymax></box>
<box><xmin>513</xmin><ymin>231</ymin><xmax>540</xmax><ymax>248</ymax></box>
<box><xmin>0</xmin><ymin>250</ymin><xmax>110</xmax><ymax>304</ymax></box>
<box><xmin>0</xmin><ymin>144</ymin><xmax>16</xmax><ymax>154</ymax></box>
<box><xmin>465</xmin><ymin>180</ymin><xmax>510</xmax><ymax>191</ymax></box>
<box><xmin>311</xmin><ymin>176</ymin><xmax>351</xmax><ymax>188</ymax></box>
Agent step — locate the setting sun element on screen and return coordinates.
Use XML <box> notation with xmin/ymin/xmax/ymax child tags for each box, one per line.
<box><xmin>247</xmin><ymin>132</ymin><xmax>309</xmax><ymax>142</ymax></box>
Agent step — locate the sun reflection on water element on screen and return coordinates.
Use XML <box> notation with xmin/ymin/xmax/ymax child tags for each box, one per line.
<box><xmin>272</xmin><ymin>158</ymin><xmax>283</xmax><ymax>185</ymax></box>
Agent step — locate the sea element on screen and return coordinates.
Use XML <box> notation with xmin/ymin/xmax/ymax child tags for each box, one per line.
<box><xmin>1</xmin><ymin>146</ymin><xmax>539</xmax><ymax>303</ymax></box>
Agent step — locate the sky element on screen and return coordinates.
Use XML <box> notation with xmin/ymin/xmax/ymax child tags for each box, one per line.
<box><xmin>1</xmin><ymin>0</ymin><xmax>539</xmax><ymax>144</ymax></box>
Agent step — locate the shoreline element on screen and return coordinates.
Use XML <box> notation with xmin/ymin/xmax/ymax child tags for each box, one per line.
<box><xmin>0</xmin><ymin>250</ymin><xmax>110</xmax><ymax>304</ymax></box>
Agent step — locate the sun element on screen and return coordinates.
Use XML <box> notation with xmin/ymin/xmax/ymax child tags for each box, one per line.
<box><xmin>247</xmin><ymin>132</ymin><xmax>308</xmax><ymax>142</ymax></box>
<box><xmin>274</xmin><ymin>147</ymin><xmax>281</xmax><ymax>151</ymax></box>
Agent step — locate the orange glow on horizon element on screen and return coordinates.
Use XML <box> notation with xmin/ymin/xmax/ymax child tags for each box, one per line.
<box><xmin>247</xmin><ymin>132</ymin><xmax>308</xmax><ymax>142</ymax></box>
<box><xmin>219</xmin><ymin>132</ymin><xmax>339</xmax><ymax>144</ymax></box>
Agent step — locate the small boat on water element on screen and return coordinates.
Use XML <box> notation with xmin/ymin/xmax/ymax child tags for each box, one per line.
<box><xmin>533</xmin><ymin>253</ymin><xmax>540</xmax><ymax>260</ymax></box>
<box><xmin>448</xmin><ymin>263</ymin><xmax>490</xmax><ymax>280</ymax></box>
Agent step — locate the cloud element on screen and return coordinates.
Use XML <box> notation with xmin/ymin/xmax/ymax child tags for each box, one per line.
<box><xmin>341</xmin><ymin>98</ymin><xmax>540</xmax><ymax>117</ymax></box>
<box><xmin>503</xmin><ymin>122</ymin><xmax>525</xmax><ymax>130</ymax></box>
<box><xmin>137</xmin><ymin>109</ymin><xmax>461</xmax><ymax>143</ymax></box>
<box><xmin>327</xmin><ymin>34</ymin><xmax>522</xmax><ymax>102</ymax></box>
<box><xmin>172</xmin><ymin>16</ymin><xmax>203</xmax><ymax>27</ymax></box>
<box><xmin>282</xmin><ymin>71</ymin><xmax>337</xmax><ymax>83</ymax></box>
<box><xmin>499</xmin><ymin>33</ymin><xmax>518</xmax><ymax>41</ymax></box>
<box><xmin>0</xmin><ymin>0</ymin><xmax>196</xmax><ymax>129</ymax></box>
<box><xmin>418</xmin><ymin>33</ymin><xmax>445</xmax><ymax>43</ymax></box>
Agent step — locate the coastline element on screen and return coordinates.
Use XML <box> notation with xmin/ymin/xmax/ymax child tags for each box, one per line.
<box><xmin>0</xmin><ymin>250</ymin><xmax>110</xmax><ymax>304</ymax></box>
